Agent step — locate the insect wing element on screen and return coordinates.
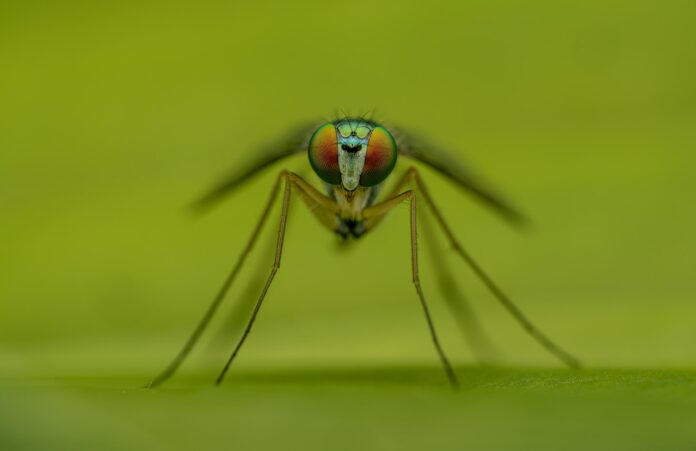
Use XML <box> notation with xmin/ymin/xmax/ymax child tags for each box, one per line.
<box><xmin>194</xmin><ymin>123</ymin><xmax>317</xmax><ymax>210</ymax></box>
<box><xmin>395</xmin><ymin>128</ymin><xmax>527</xmax><ymax>225</ymax></box>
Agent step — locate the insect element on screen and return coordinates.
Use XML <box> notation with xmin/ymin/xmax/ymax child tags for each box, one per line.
<box><xmin>147</xmin><ymin>115</ymin><xmax>580</xmax><ymax>389</ymax></box>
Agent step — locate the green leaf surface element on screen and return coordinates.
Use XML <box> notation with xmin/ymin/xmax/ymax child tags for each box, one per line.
<box><xmin>2</xmin><ymin>368</ymin><xmax>696</xmax><ymax>451</ymax></box>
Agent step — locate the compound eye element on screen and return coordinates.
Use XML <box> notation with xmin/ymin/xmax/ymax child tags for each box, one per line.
<box><xmin>360</xmin><ymin>126</ymin><xmax>397</xmax><ymax>187</ymax></box>
<box><xmin>308</xmin><ymin>123</ymin><xmax>341</xmax><ymax>185</ymax></box>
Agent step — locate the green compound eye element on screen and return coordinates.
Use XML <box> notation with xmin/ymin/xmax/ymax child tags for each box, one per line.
<box><xmin>308</xmin><ymin>123</ymin><xmax>341</xmax><ymax>185</ymax></box>
<box><xmin>360</xmin><ymin>126</ymin><xmax>397</xmax><ymax>187</ymax></box>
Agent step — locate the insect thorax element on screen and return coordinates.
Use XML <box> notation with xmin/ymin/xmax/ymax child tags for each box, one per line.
<box><xmin>331</xmin><ymin>185</ymin><xmax>379</xmax><ymax>239</ymax></box>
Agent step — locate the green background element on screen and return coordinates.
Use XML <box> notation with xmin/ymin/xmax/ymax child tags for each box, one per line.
<box><xmin>1</xmin><ymin>0</ymin><xmax>695</xmax><ymax>449</ymax></box>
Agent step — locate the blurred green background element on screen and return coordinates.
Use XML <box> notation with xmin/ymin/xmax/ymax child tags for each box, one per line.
<box><xmin>1</xmin><ymin>0</ymin><xmax>695</xmax><ymax>450</ymax></box>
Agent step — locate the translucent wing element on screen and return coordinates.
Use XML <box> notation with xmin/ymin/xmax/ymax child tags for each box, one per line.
<box><xmin>193</xmin><ymin>123</ymin><xmax>316</xmax><ymax>211</ymax></box>
<box><xmin>395</xmin><ymin>128</ymin><xmax>528</xmax><ymax>225</ymax></box>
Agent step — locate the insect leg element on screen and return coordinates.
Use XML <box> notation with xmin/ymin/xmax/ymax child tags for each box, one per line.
<box><xmin>369</xmin><ymin>168</ymin><xmax>501</xmax><ymax>364</ymax></box>
<box><xmin>146</xmin><ymin>173</ymin><xmax>285</xmax><ymax>388</ymax></box>
<box><xmin>410</xmin><ymin>168</ymin><xmax>581</xmax><ymax>369</ymax></box>
<box><xmin>215</xmin><ymin>171</ymin><xmax>339</xmax><ymax>385</ymax></box>
<box><xmin>420</xmin><ymin>209</ymin><xmax>502</xmax><ymax>364</ymax></box>
<box><xmin>364</xmin><ymin>192</ymin><xmax>460</xmax><ymax>389</ymax></box>
<box><xmin>209</xmin><ymin>210</ymin><xmax>285</xmax><ymax>348</ymax></box>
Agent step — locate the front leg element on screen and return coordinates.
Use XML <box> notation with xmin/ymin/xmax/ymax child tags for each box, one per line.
<box><xmin>364</xmin><ymin>190</ymin><xmax>460</xmax><ymax>389</ymax></box>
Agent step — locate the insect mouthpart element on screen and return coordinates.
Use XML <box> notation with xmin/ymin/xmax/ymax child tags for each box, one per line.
<box><xmin>341</xmin><ymin>144</ymin><xmax>362</xmax><ymax>153</ymax></box>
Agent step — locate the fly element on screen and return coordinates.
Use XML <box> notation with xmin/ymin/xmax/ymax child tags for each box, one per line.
<box><xmin>146</xmin><ymin>116</ymin><xmax>581</xmax><ymax>389</ymax></box>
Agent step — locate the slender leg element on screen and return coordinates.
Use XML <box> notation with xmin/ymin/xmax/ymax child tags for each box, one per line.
<box><xmin>370</xmin><ymin>168</ymin><xmax>501</xmax><ymax>363</ymax></box>
<box><xmin>146</xmin><ymin>174</ymin><xmax>284</xmax><ymax>388</ymax></box>
<box><xmin>214</xmin><ymin>171</ymin><xmax>341</xmax><ymax>385</ymax></box>
<box><xmin>215</xmin><ymin>175</ymin><xmax>293</xmax><ymax>385</ymax></box>
<box><xmin>148</xmin><ymin>171</ymin><xmax>339</xmax><ymax>388</ymax></box>
<box><xmin>420</xmin><ymin>209</ymin><xmax>501</xmax><ymax>364</ymax></box>
<box><xmin>409</xmin><ymin>191</ymin><xmax>461</xmax><ymax>389</ymax></box>
<box><xmin>410</xmin><ymin>169</ymin><xmax>581</xmax><ymax>369</ymax></box>
<box><xmin>364</xmin><ymin>191</ymin><xmax>460</xmax><ymax>389</ymax></box>
<box><xmin>210</xmin><ymin>217</ymin><xmax>280</xmax><ymax>347</ymax></box>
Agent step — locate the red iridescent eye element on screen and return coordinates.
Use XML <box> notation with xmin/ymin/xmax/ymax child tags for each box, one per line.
<box><xmin>308</xmin><ymin>123</ymin><xmax>341</xmax><ymax>185</ymax></box>
<box><xmin>360</xmin><ymin>126</ymin><xmax>397</xmax><ymax>186</ymax></box>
